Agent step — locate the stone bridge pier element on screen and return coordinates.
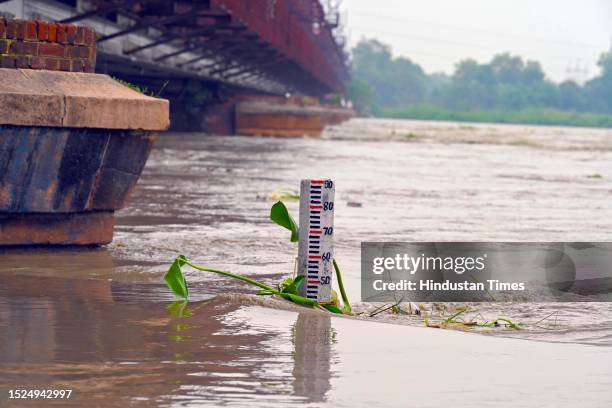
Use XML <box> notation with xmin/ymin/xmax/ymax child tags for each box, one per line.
<box><xmin>0</xmin><ymin>17</ymin><xmax>169</xmax><ymax>245</ymax></box>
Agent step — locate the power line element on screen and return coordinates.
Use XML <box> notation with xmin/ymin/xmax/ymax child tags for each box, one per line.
<box><xmin>348</xmin><ymin>10</ymin><xmax>603</xmax><ymax>50</ymax></box>
<box><xmin>347</xmin><ymin>31</ymin><xmax>584</xmax><ymax>81</ymax></box>
<box><xmin>565</xmin><ymin>59</ymin><xmax>590</xmax><ymax>84</ymax></box>
<box><xmin>349</xmin><ymin>25</ymin><xmax>598</xmax><ymax>63</ymax></box>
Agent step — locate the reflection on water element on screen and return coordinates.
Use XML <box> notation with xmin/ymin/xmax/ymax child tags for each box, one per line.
<box><xmin>292</xmin><ymin>314</ymin><xmax>334</xmax><ymax>402</ymax></box>
<box><xmin>0</xmin><ymin>273</ymin><xmax>334</xmax><ymax>406</ymax></box>
<box><xmin>1</xmin><ymin>273</ymin><xmax>612</xmax><ymax>407</ymax></box>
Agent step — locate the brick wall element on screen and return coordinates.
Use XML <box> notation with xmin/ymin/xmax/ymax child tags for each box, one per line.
<box><xmin>0</xmin><ymin>18</ymin><xmax>96</xmax><ymax>72</ymax></box>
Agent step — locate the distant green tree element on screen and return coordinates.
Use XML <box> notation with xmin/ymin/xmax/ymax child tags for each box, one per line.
<box><xmin>444</xmin><ymin>59</ymin><xmax>496</xmax><ymax>109</ymax></box>
<box><xmin>558</xmin><ymin>80</ymin><xmax>586</xmax><ymax>110</ymax></box>
<box><xmin>348</xmin><ymin>78</ymin><xmax>373</xmax><ymax>115</ymax></box>
<box><xmin>351</xmin><ymin>39</ymin><xmax>428</xmax><ymax>108</ymax></box>
<box><xmin>348</xmin><ymin>38</ymin><xmax>612</xmax><ymax>126</ymax></box>
<box><xmin>490</xmin><ymin>54</ymin><xmax>544</xmax><ymax>85</ymax></box>
<box><xmin>584</xmin><ymin>46</ymin><xmax>612</xmax><ymax>113</ymax></box>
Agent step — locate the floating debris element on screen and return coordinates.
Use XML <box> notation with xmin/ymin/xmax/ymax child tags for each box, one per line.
<box><xmin>268</xmin><ymin>187</ymin><xmax>300</xmax><ymax>202</ymax></box>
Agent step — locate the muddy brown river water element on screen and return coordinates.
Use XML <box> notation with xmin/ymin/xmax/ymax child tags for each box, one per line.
<box><xmin>1</xmin><ymin>119</ymin><xmax>612</xmax><ymax>407</ymax></box>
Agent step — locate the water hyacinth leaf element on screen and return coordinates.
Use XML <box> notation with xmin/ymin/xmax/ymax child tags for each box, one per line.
<box><xmin>280</xmin><ymin>275</ymin><xmax>304</xmax><ymax>295</ymax></box>
<box><xmin>333</xmin><ymin>259</ymin><xmax>352</xmax><ymax>314</ymax></box>
<box><xmin>279</xmin><ymin>292</ymin><xmax>319</xmax><ymax>308</ymax></box>
<box><xmin>442</xmin><ymin>308</ymin><xmax>467</xmax><ymax>324</ymax></box>
<box><xmin>184</xmin><ymin>261</ymin><xmax>276</xmax><ymax>292</ymax></box>
<box><xmin>164</xmin><ymin>255</ymin><xmax>189</xmax><ymax>299</ymax></box>
<box><xmin>270</xmin><ymin>201</ymin><xmax>299</xmax><ymax>242</ymax></box>
<box><xmin>322</xmin><ymin>304</ymin><xmax>343</xmax><ymax>314</ymax></box>
<box><xmin>269</xmin><ymin>187</ymin><xmax>300</xmax><ymax>202</ymax></box>
<box><xmin>331</xmin><ymin>289</ymin><xmax>339</xmax><ymax>307</ymax></box>
<box><xmin>489</xmin><ymin>317</ymin><xmax>521</xmax><ymax>329</ymax></box>
<box><xmin>278</xmin><ymin>277</ymin><xmax>293</xmax><ymax>292</ymax></box>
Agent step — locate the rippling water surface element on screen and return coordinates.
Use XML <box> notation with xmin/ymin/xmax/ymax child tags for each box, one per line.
<box><xmin>1</xmin><ymin>119</ymin><xmax>612</xmax><ymax>407</ymax></box>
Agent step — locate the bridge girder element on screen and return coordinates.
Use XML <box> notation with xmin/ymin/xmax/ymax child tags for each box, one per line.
<box><xmin>3</xmin><ymin>0</ymin><xmax>349</xmax><ymax>97</ymax></box>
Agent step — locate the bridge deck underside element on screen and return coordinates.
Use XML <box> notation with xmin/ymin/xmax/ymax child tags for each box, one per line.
<box><xmin>50</xmin><ymin>0</ymin><xmax>348</xmax><ymax>96</ymax></box>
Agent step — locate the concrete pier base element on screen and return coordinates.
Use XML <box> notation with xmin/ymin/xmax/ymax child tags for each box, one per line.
<box><xmin>0</xmin><ymin>212</ymin><xmax>114</xmax><ymax>246</ymax></box>
<box><xmin>0</xmin><ymin>20</ymin><xmax>169</xmax><ymax>246</ymax></box>
<box><xmin>234</xmin><ymin>96</ymin><xmax>354</xmax><ymax>137</ymax></box>
<box><xmin>0</xmin><ymin>125</ymin><xmax>157</xmax><ymax>245</ymax></box>
<box><xmin>0</xmin><ymin>126</ymin><xmax>156</xmax><ymax>212</ymax></box>
<box><xmin>197</xmin><ymin>95</ymin><xmax>354</xmax><ymax>136</ymax></box>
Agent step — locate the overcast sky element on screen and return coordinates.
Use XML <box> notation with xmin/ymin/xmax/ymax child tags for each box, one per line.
<box><xmin>340</xmin><ymin>0</ymin><xmax>612</xmax><ymax>83</ymax></box>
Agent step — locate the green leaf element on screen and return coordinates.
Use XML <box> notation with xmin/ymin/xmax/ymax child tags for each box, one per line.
<box><xmin>442</xmin><ymin>308</ymin><xmax>467</xmax><ymax>324</ymax></box>
<box><xmin>278</xmin><ymin>292</ymin><xmax>319</xmax><ymax>308</ymax></box>
<box><xmin>269</xmin><ymin>187</ymin><xmax>300</xmax><ymax>202</ymax></box>
<box><xmin>322</xmin><ymin>304</ymin><xmax>343</xmax><ymax>314</ymax></box>
<box><xmin>489</xmin><ymin>317</ymin><xmax>521</xmax><ymax>329</ymax></box>
<box><xmin>280</xmin><ymin>275</ymin><xmax>304</xmax><ymax>295</ymax></box>
<box><xmin>184</xmin><ymin>261</ymin><xmax>276</xmax><ymax>292</ymax></box>
<box><xmin>270</xmin><ymin>201</ymin><xmax>299</xmax><ymax>242</ymax></box>
<box><xmin>164</xmin><ymin>255</ymin><xmax>189</xmax><ymax>299</ymax></box>
<box><xmin>333</xmin><ymin>259</ymin><xmax>352</xmax><ymax>314</ymax></box>
<box><xmin>331</xmin><ymin>289</ymin><xmax>339</xmax><ymax>307</ymax></box>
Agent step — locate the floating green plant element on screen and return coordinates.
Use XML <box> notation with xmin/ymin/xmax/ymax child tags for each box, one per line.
<box><xmin>442</xmin><ymin>308</ymin><xmax>468</xmax><ymax>325</ymax></box>
<box><xmin>164</xmin><ymin>201</ymin><xmax>351</xmax><ymax>314</ymax></box>
<box><xmin>270</xmin><ymin>201</ymin><xmax>299</xmax><ymax>242</ymax></box>
<box><xmin>404</xmin><ymin>132</ymin><xmax>420</xmax><ymax>140</ymax></box>
<box><xmin>424</xmin><ymin>307</ymin><xmax>521</xmax><ymax>330</ymax></box>
<box><xmin>268</xmin><ymin>187</ymin><xmax>300</xmax><ymax>202</ymax></box>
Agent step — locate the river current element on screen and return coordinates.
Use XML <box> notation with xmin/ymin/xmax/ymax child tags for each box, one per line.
<box><xmin>1</xmin><ymin>118</ymin><xmax>611</xmax><ymax>406</ymax></box>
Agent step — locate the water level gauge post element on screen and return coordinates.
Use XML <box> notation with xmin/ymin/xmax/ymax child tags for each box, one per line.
<box><xmin>297</xmin><ymin>179</ymin><xmax>335</xmax><ymax>303</ymax></box>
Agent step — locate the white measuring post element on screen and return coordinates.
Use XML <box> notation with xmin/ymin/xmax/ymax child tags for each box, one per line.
<box><xmin>297</xmin><ymin>179</ymin><xmax>335</xmax><ymax>303</ymax></box>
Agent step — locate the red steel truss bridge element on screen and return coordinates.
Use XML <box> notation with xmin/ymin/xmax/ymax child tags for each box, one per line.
<box><xmin>1</xmin><ymin>0</ymin><xmax>349</xmax><ymax>97</ymax></box>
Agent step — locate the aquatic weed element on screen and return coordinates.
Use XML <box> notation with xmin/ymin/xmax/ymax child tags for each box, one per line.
<box><xmin>164</xmin><ymin>201</ymin><xmax>351</xmax><ymax>314</ymax></box>
<box><xmin>268</xmin><ymin>187</ymin><xmax>300</xmax><ymax>202</ymax></box>
<box><xmin>426</xmin><ymin>307</ymin><xmax>521</xmax><ymax>330</ymax></box>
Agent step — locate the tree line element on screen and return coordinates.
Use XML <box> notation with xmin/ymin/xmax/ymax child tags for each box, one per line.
<box><xmin>349</xmin><ymin>39</ymin><xmax>612</xmax><ymax>127</ymax></box>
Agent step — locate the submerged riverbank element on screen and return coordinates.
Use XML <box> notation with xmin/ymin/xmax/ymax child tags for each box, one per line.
<box><xmin>1</xmin><ymin>118</ymin><xmax>612</xmax><ymax>406</ymax></box>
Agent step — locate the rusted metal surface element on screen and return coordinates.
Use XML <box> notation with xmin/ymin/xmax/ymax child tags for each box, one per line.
<box><xmin>211</xmin><ymin>0</ymin><xmax>347</xmax><ymax>93</ymax></box>
<box><xmin>8</xmin><ymin>0</ymin><xmax>349</xmax><ymax>97</ymax></box>
<box><xmin>236</xmin><ymin>112</ymin><xmax>326</xmax><ymax>137</ymax></box>
<box><xmin>234</xmin><ymin>96</ymin><xmax>354</xmax><ymax>137</ymax></box>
